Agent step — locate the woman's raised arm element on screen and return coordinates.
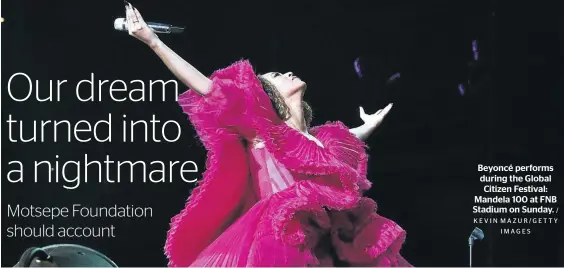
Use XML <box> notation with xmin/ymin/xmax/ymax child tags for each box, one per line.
<box><xmin>125</xmin><ymin>3</ymin><xmax>211</xmax><ymax>95</ymax></box>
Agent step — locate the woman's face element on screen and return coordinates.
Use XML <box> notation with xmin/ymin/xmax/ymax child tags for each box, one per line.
<box><xmin>261</xmin><ymin>72</ymin><xmax>306</xmax><ymax>98</ymax></box>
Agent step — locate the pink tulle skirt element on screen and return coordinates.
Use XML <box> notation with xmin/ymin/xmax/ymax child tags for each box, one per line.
<box><xmin>189</xmin><ymin>194</ymin><xmax>411</xmax><ymax>267</ymax></box>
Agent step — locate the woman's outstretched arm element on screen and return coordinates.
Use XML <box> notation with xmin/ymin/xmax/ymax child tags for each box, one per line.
<box><xmin>350</xmin><ymin>123</ymin><xmax>378</xmax><ymax>141</ymax></box>
<box><xmin>125</xmin><ymin>3</ymin><xmax>211</xmax><ymax>95</ymax></box>
<box><xmin>350</xmin><ymin>103</ymin><xmax>393</xmax><ymax>141</ymax></box>
<box><xmin>150</xmin><ymin>40</ymin><xmax>211</xmax><ymax>95</ymax></box>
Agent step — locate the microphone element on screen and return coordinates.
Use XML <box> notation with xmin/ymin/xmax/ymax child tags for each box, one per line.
<box><xmin>468</xmin><ymin>227</ymin><xmax>484</xmax><ymax>267</ymax></box>
<box><xmin>114</xmin><ymin>18</ymin><xmax>184</xmax><ymax>34</ymax></box>
<box><xmin>469</xmin><ymin>227</ymin><xmax>484</xmax><ymax>243</ymax></box>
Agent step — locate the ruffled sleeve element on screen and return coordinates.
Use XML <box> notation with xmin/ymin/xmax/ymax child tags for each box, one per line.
<box><xmin>310</xmin><ymin>121</ymin><xmax>371</xmax><ymax>191</ymax></box>
<box><xmin>166</xmin><ymin>60</ymin><xmax>278</xmax><ymax>267</ymax></box>
<box><xmin>177</xmin><ymin>60</ymin><xmax>280</xmax><ymax>145</ymax></box>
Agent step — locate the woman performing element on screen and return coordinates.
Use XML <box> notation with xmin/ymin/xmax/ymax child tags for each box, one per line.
<box><xmin>124</xmin><ymin>3</ymin><xmax>411</xmax><ymax>267</ymax></box>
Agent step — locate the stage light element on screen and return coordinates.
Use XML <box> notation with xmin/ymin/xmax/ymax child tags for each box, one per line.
<box><xmin>472</xmin><ymin>40</ymin><xmax>479</xmax><ymax>60</ymax></box>
<box><xmin>14</xmin><ymin>244</ymin><xmax>117</xmax><ymax>267</ymax></box>
<box><xmin>458</xmin><ymin>83</ymin><xmax>465</xmax><ymax>96</ymax></box>
<box><xmin>354</xmin><ymin>57</ymin><xmax>363</xmax><ymax>78</ymax></box>
<box><xmin>387</xmin><ymin>72</ymin><xmax>401</xmax><ymax>84</ymax></box>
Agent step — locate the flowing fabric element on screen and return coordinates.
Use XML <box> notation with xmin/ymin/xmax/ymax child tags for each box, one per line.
<box><xmin>165</xmin><ymin>60</ymin><xmax>411</xmax><ymax>267</ymax></box>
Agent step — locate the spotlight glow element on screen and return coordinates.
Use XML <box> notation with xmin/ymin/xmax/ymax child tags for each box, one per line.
<box><xmin>458</xmin><ymin>84</ymin><xmax>465</xmax><ymax>96</ymax></box>
<box><xmin>354</xmin><ymin>57</ymin><xmax>363</xmax><ymax>78</ymax></box>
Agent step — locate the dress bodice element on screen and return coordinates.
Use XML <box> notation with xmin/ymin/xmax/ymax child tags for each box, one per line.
<box><xmin>248</xmin><ymin>144</ymin><xmax>296</xmax><ymax>199</ymax></box>
<box><xmin>247</xmin><ymin>131</ymin><xmax>325</xmax><ymax>200</ymax></box>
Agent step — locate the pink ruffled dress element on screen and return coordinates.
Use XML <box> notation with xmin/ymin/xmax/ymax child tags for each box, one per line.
<box><xmin>164</xmin><ymin>60</ymin><xmax>411</xmax><ymax>267</ymax></box>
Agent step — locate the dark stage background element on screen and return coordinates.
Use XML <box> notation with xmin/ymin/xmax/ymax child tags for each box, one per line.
<box><xmin>2</xmin><ymin>0</ymin><xmax>563</xmax><ymax>266</ymax></box>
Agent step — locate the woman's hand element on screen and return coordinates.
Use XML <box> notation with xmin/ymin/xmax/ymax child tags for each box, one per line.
<box><xmin>359</xmin><ymin>103</ymin><xmax>393</xmax><ymax>129</ymax></box>
<box><xmin>121</xmin><ymin>2</ymin><xmax>211</xmax><ymax>94</ymax></box>
<box><xmin>125</xmin><ymin>2</ymin><xmax>160</xmax><ymax>47</ymax></box>
<box><xmin>350</xmin><ymin>103</ymin><xmax>393</xmax><ymax>141</ymax></box>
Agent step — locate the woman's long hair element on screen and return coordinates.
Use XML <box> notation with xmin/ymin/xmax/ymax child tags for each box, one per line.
<box><xmin>257</xmin><ymin>76</ymin><xmax>313</xmax><ymax>127</ymax></box>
